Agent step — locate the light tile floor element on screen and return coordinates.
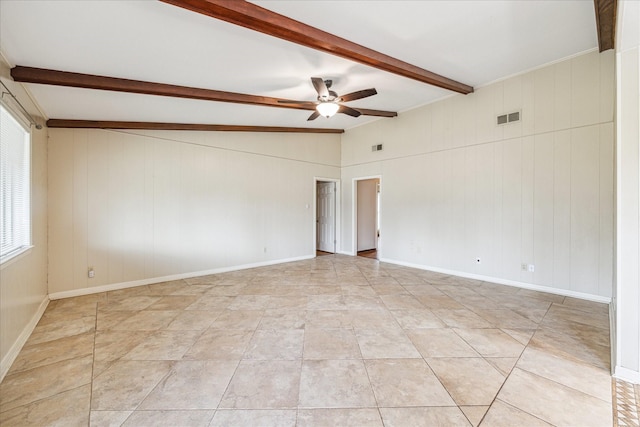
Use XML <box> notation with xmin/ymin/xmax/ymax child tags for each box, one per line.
<box><xmin>0</xmin><ymin>255</ymin><xmax>617</xmax><ymax>426</ymax></box>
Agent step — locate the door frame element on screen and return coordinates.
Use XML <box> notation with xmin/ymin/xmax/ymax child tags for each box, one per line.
<box><xmin>313</xmin><ymin>177</ymin><xmax>340</xmax><ymax>255</ymax></box>
<box><xmin>352</xmin><ymin>175</ymin><xmax>382</xmax><ymax>256</ymax></box>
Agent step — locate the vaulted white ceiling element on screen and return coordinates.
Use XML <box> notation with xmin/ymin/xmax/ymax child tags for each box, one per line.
<box><xmin>0</xmin><ymin>0</ymin><xmax>599</xmax><ymax>131</ymax></box>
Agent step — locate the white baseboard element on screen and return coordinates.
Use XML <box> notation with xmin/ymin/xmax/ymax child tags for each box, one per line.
<box><xmin>48</xmin><ymin>255</ymin><xmax>315</xmax><ymax>300</ymax></box>
<box><xmin>379</xmin><ymin>257</ymin><xmax>612</xmax><ymax>304</ymax></box>
<box><xmin>0</xmin><ymin>296</ymin><xmax>49</xmax><ymax>382</ymax></box>
<box><xmin>614</xmin><ymin>366</ymin><xmax>640</xmax><ymax>384</ymax></box>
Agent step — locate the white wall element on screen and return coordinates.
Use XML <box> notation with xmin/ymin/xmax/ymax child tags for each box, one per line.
<box><xmin>0</xmin><ymin>57</ymin><xmax>49</xmax><ymax>380</ymax></box>
<box><xmin>342</xmin><ymin>49</ymin><xmax>615</xmax><ymax>300</ymax></box>
<box><xmin>47</xmin><ymin>128</ymin><xmax>340</xmax><ymax>297</ymax></box>
<box><xmin>615</xmin><ymin>0</ymin><xmax>640</xmax><ymax>383</ymax></box>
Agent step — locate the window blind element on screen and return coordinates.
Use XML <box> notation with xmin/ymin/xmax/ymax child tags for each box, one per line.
<box><xmin>0</xmin><ymin>103</ymin><xmax>31</xmax><ymax>262</ymax></box>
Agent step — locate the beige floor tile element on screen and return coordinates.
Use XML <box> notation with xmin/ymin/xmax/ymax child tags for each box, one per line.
<box><xmin>209</xmin><ymin>310</ymin><xmax>263</xmax><ymax>330</ymax></box>
<box><xmin>243</xmin><ymin>329</ymin><xmax>304</xmax><ymax>360</ymax></box>
<box><xmin>110</xmin><ymin>310</ymin><xmax>179</xmax><ymax>331</ymax></box>
<box><xmin>350</xmin><ymin>310</ymin><xmax>396</xmax><ymax>329</ymax></box>
<box><xmin>500</xmin><ymin>328</ymin><xmax>536</xmax><ymax>345</ymax></box>
<box><xmin>267</xmin><ymin>296</ymin><xmax>308</xmax><ymax>309</ymax></box>
<box><xmin>107</xmin><ymin>286</ymin><xmax>152</xmax><ymax>300</ymax></box>
<box><xmin>427</xmin><ymin>357</ymin><xmax>505</xmax><ymax>406</ymax></box>
<box><xmin>122</xmin><ymin>410</ymin><xmax>215</xmax><ymax>426</ymax></box>
<box><xmin>38</xmin><ymin>302</ymin><xmax>97</xmax><ymax>326</ymax></box>
<box><xmin>497</xmin><ymin>368</ymin><xmax>612</xmax><ymax>427</ymax></box>
<box><xmin>369</xmin><ymin>283</ymin><xmax>404</xmax><ymax>294</ymax></box>
<box><xmin>183</xmin><ymin>329</ymin><xmax>253</xmax><ymax>360</ymax></box>
<box><xmin>203</xmin><ymin>284</ymin><xmax>247</xmax><ymax>296</ymax></box>
<box><xmin>403</xmin><ymin>284</ymin><xmax>445</xmax><ymax>296</ymax></box>
<box><xmin>122</xmin><ymin>330</ymin><xmax>202</xmax><ymax>360</ymax></box>
<box><xmin>408</xmin><ymin>328</ymin><xmax>479</xmax><ymax>358</ymax></box>
<box><xmin>0</xmin><ymin>384</ymin><xmax>91</xmax><ymax>427</ymax></box>
<box><xmin>380</xmin><ymin>294</ymin><xmax>425</xmax><ymax>309</ymax></box>
<box><xmin>453</xmin><ymin>328</ymin><xmax>525</xmax><ymax>357</ymax></box>
<box><xmin>365</xmin><ymin>359</ymin><xmax>455</xmax><ymax>407</ymax></box>
<box><xmin>89</xmin><ymin>410</ymin><xmax>133</xmax><ymax>427</ymax></box>
<box><xmin>303</xmin><ymin>328</ymin><xmax>361</xmax><ymax>359</ymax></box>
<box><xmin>146</xmin><ymin>280</ymin><xmax>192</xmax><ymax>295</ymax></box>
<box><xmin>165</xmin><ymin>310</ymin><xmax>220</xmax><ymax>330</ymax></box>
<box><xmin>341</xmin><ymin>285</ymin><xmax>378</xmax><ymax>296</ymax></box>
<box><xmin>561</xmin><ymin>296</ymin><xmax>609</xmax><ymax>315</ymax></box>
<box><xmin>432</xmin><ymin>309</ymin><xmax>493</xmax><ymax>328</ymax></box>
<box><xmin>516</xmin><ymin>346</ymin><xmax>612</xmax><ymax>402</ymax></box>
<box><xmin>8</xmin><ymin>331</ymin><xmax>94</xmax><ymax>374</ymax></box>
<box><xmin>485</xmin><ymin>358</ymin><xmax>518</xmax><ymax>376</ymax></box>
<box><xmin>98</xmin><ymin>296</ymin><xmax>160</xmax><ymax>312</ymax></box>
<box><xmin>299</xmin><ymin>359</ymin><xmax>376</xmax><ymax>408</ymax></box>
<box><xmin>228</xmin><ymin>295</ymin><xmax>272</xmax><ymax>310</ymax></box>
<box><xmin>91</xmin><ymin>360</ymin><xmax>173</xmax><ymax>410</ymax></box>
<box><xmin>0</xmin><ymin>355</ymin><xmax>93</xmax><ymax>412</ymax></box>
<box><xmin>220</xmin><ymin>360</ymin><xmax>301</xmax><ymax>409</ymax></box>
<box><xmin>542</xmin><ymin>304</ymin><xmax>611</xmax><ymax>332</ymax></box>
<box><xmin>145</xmin><ymin>295</ymin><xmax>199</xmax><ymax>311</ymax></box>
<box><xmin>379</xmin><ymin>407</ymin><xmax>471</xmax><ymax>427</ymax></box>
<box><xmin>355</xmin><ymin>328</ymin><xmax>421</xmax><ymax>359</ymax></box>
<box><xmin>185</xmin><ymin>295</ymin><xmax>235</xmax><ymax>311</ymax></box>
<box><xmin>24</xmin><ymin>316</ymin><xmax>95</xmax><ymax>346</ymax></box>
<box><xmin>94</xmin><ymin>330</ymin><xmax>148</xmax><ymax>362</ymax></box>
<box><xmin>391</xmin><ymin>309</ymin><xmax>446</xmax><ymax>329</ymax></box>
<box><xmin>472</xmin><ymin>309</ymin><xmax>539</xmax><ymax>329</ymax></box>
<box><xmin>0</xmin><ymin>256</ymin><xmax>616</xmax><ymax>426</ymax></box>
<box><xmin>529</xmin><ymin>327</ymin><xmax>610</xmax><ymax>370</ymax></box>
<box><xmin>96</xmin><ymin>310</ymin><xmax>136</xmax><ymax>331</ymax></box>
<box><xmin>306</xmin><ymin>295</ymin><xmax>347</xmax><ymax>310</ymax></box>
<box><xmin>210</xmin><ymin>409</ymin><xmax>296</xmax><ymax>427</ymax></box>
<box><xmin>139</xmin><ymin>360</ymin><xmax>238</xmax><ymax>410</ymax></box>
<box><xmin>259</xmin><ymin>309</ymin><xmax>306</xmax><ymax>329</ymax></box>
<box><xmin>481</xmin><ymin>399</ymin><xmax>552</xmax><ymax>426</ymax></box>
<box><xmin>344</xmin><ymin>295</ymin><xmax>386</xmax><ymax>310</ymax></box>
<box><xmin>297</xmin><ymin>408</ymin><xmax>383</xmax><ymax>427</ymax></box>
<box><xmin>460</xmin><ymin>405</ymin><xmax>489</xmax><ymax>427</ymax></box>
<box><xmin>305</xmin><ymin>310</ymin><xmax>352</xmax><ymax>329</ymax></box>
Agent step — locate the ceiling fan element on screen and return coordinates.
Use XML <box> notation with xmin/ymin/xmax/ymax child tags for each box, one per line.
<box><xmin>279</xmin><ymin>77</ymin><xmax>377</xmax><ymax>121</ymax></box>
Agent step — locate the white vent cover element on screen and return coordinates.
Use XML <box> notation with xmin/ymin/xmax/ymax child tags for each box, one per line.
<box><xmin>371</xmin><ymin>144</ymin><xmax>383</xmax><ymax>152</ymax></box>
<box><xmin>497</xmin><ymin>111</ymin><xmax>521</xmax><ymax>125</ymax></box>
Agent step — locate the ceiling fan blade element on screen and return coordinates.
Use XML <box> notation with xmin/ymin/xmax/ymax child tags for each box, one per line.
<box><xmin>307</xmin><ymin>111</ymin><xmax>321</xmax><ymax>121</ymax></box>
<box><xmin>339</xmin><ymin>88</ymin><xmax>377</xmax><ymax>103</ymax></box>
<box><xmin>311</xmin><ymin>77</ymin><xmax>329</xmax><ymax>98</ymax></box>
<box><xmin>338</xmin><ymin>105</ymin><xmax>362</xmax><ymax>118</ymax></box>
<box><xmin>278</xmin><ymin>99</ymin><xmax>310</xmax><ymax>104</ymax></box>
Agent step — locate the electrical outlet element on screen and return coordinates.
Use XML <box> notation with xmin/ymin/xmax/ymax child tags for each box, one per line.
<box><xmin>88</xmin><ymin>268</ymin><xmax>95</xmax><ymax>279</ymax></box>
<box><xmin>521</xmin><ymin>263</ymin><xmax>527</xmax><ymax>271</ymax></box>
<box><xmin>528</xmin><ymin>264</ymin><xmax>535</xmax><ymax>272</ymax></box>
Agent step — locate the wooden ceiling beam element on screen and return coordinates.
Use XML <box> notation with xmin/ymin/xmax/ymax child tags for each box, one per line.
<box><xmin>46</xmin><ymin>119</ymin><xmax>344</xmax><ymax>133</ymax></box>
<box><xmin>594</xmin><ymin>0</ymin><xmax>617</xmax><ymax>52</ymax></box>
<box><xmin>159</xmin><ymin>0</ymin><xmax>474</xmax><ymax>95</ymax></box>
<box><xmin>11</xmin><ymin>66</ymin><xmax>397</xmax><ymax>118</ymax></box>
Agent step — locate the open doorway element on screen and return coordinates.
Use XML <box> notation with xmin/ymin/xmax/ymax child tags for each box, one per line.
<box><xmin>354</xmin><ymin>177</ymin><xmax>381</xmax><ymax>259</ymax></box>
<box><xmin>315</xmin><ymin>179</ymin><xmax>338</xmax><ymax>256</ymax></box>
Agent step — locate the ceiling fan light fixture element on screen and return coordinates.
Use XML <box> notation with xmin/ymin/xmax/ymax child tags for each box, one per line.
<box><xmin>316</xmin><ymin>102</ymin><xmax>339</xmax><ymax>118</ymax></box>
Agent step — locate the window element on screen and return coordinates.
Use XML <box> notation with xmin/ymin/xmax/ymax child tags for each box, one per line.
<box><xmin>0</xmin><ymin>103</ymin><xmax>31</xmax><ymax>263</ymax></box>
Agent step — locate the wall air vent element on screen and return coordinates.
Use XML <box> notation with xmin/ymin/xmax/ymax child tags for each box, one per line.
<box><xmin>497</xmin><ymin>111</ymin><xmax>521</xmax><ymax>126</ymax></box>
<box><xmin>372</xmin><ymin>144</ymin><xmax>383</xmax><ymax>152</ymax></box>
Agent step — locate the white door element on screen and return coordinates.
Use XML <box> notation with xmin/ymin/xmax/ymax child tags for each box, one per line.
<box><xmin>317</xmin><ymin>182</ymin><xmax>336</xmax><ymax>252</ymax></box>
<box><xmin>357</xmin><ymin>179</ymin><xmax>379</xmax><ymax>251</ymax></box>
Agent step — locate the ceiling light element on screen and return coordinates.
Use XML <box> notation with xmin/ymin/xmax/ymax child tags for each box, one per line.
<box><xmin>316</xmin><ymin>102</ymin><xmax>339</xmax><ymax>118</ymax></box>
